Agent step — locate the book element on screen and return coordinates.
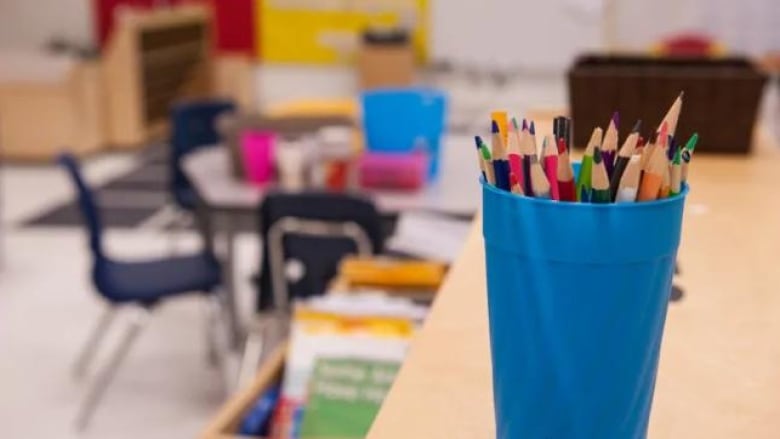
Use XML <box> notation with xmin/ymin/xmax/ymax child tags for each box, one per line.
<box><xmin>299</xmin><ymin>357</ymin><xmax>401</xmax><ymax>439</ymax></box>
<box><xmin>271</xmin><ymin>294</ymin><xmax>425</xmax><ymax>438</ymax></box>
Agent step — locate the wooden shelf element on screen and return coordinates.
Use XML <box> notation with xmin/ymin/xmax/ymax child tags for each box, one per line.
<box><xmin>102</xmin><ymin>5</ymin><xmax>214</xmax><ymax>148</ymax></box>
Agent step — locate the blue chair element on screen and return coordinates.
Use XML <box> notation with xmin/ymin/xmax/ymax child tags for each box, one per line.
<box><xmin>170</xmin><ymin>99</ymin><xmax>236</xmax><ymax>211</ymax></box>
<box><xmin>57</xmin><ymin>153</ymin><xmax>222</xmax><ymax>430</ymax></box>
<box><xmin>361</xmin><ymin>88</ymin><xmax>447</xmax><ymax>179</ymax></box>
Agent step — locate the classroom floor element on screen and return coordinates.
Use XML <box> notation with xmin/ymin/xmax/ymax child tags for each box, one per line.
<box><xmin>0</xmin><ymin>155</ymin><xmax>261</xmax><ymax>438</ymax></box>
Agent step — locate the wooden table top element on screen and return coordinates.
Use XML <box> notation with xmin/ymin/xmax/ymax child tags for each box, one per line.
<box><xmin>368</xmin><ymin>124</ymin><xmax>780</xmax><ymax>439</ymax></box>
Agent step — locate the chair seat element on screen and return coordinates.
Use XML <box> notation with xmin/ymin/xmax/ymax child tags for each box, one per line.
<box><xmin>174</xmin><ymin>186</ymin><xmax>199</xmax><ymax>211</ymax></box>
<box><xmin>96</xmin><ymin>253</ymin><xmax>221</xmax><ymax>305</ymax></box>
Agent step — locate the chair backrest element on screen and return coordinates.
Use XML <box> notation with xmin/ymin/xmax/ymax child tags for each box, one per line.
<box><xmin>57</xmin><ymin>153</ymin><xmax>104</xmax><ymax>261</ymax></box>
<box><xmin>170</xmin><ymin>99</ymin><xmax>236</xmax><ymax>208</ymax></box>
<box><xmin>256</xmin><ymin>192</ymin><xmax>385</xmax><ymax>312</ymax></box>
<box><xmin>361</xmin><ymin>87</ymin><xmax>447</xmax><ymax>153</ymax></box>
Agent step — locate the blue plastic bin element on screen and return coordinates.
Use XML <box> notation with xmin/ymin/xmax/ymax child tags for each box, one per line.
<box><xmin>360</xmin><ymin>88</ymin><xmax>447</xmax><ymax>179</ymax></box>
<box><xmin>482</xmin><ymin>166</ymin><xmax>687</xmax><ymax>439</ymax></box>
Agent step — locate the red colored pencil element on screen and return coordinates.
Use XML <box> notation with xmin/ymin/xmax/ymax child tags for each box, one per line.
<box><xmin>556</xmin><ymin>138</ymin><xmax>576</xmax><ymax>202</ymax></box>
<box><xmin>508</xmin><ymin>118</ymin><xmax>524</xmax><ymax>194</ymax></box>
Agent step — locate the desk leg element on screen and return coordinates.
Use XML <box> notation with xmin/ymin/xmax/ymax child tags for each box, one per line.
<box><xmin>222</xmin><ymin>215</ymin><xmax>242</xmax><ymax>350</ymax></box>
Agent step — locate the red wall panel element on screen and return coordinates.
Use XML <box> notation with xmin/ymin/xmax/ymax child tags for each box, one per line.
<box><xmin>93</xmin><ymin>0</ymin><xmax>256</xmax><ymax>55</ymax></box>
<box><xmin>208</xmin><ymin>0</ymin><xmax>256</xmax><ymax>55</ymax></box>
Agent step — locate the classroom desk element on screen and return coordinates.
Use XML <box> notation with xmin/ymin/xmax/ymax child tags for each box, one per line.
<box><xmin>368</xmin><ymin>127</ymin><xmax>780</xmax><ymax>438</ymax></box>
<box><xmin>182</xmin><ymin>139</ymin><xmax>479</xmax><ymax>346</ymax></box>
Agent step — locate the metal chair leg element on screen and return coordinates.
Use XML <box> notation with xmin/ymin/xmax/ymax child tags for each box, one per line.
<box><xmin>236</xmin><ymin>312</ymin><xmax>288</xmax><ymax>390</ymax></box>
<box><xmin>237</xmin><ymin>329</ymin><xmax>265</xmax><ymax>389</ymax></box>
<box><xmin>204</xmin><ymin>295</ymin><xmax>224</xmax><ymax>368</ymax></box>
<box><xmin>72</xmin><ymin>307</ymin><xmax>117</xmax><ymax>379</ymax></box>
<box><xmin>75</xmin><ymin>307</ymin><xmax>150</xmax><ymax>431</ymax></box>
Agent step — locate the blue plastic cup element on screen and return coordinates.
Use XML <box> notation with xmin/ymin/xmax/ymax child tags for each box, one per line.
<box><xmin>482</xmin><ymin>167</ymin><xmax>687</xmax><ymax>439</ymax></box>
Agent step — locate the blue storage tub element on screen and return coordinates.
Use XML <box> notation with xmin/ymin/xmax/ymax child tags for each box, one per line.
<box><xmin>360</xmin><ymin>88</ymin><xmax>447</xmax><ymax>179</ymax></box>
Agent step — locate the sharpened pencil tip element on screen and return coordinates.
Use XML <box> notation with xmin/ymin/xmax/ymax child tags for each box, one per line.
<box><xmin>556</xmin><ymin>137</ymin><xmax>566</xmax><ymax>154</ymax></box>
<box><xmin>632</xmin><ymin>120</ymin><xmax>642</xmax><ymax>133</ymax></box>
<box><xmin>529</xmin><ymin>121</ymin><xmax>536</xmax><ymax>135</ymax></box>
<box><xmin>491</xmin><ymin>120</ymin><xmax>500</xmax><ymax>133</ymax></box>
<box><xmin>611</xmin><ymin>111</ymin><xmax>619</xmax><ymax>127</ymax></box>
<box><xmin>474</xmin><ymin>135</ymin><xmax>483</xmax><ymax>147</ymax></box>
<box><xmin>685</xmin><ymin>133</ymin><xmax>699</xmax><ymax>151</ymax></box>
<box><xmin>511</xmin><ymin>117</ymin><xmax>519</xmax><ymax>129</ymax></box>
<box><xmin>522</xmin><ymin>118</ymin><xmax>528</xmax><ymax>131</ymax></box>
<box><xmin>593</xmin><ymin>146</ymin><xmax>602</xmax><ymax>163</ymax></box>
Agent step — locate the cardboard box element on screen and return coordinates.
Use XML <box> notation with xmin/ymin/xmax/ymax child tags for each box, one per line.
<box><xmin>357</xmin><ymin>29</ymin><xmax>414</xmax><ymax>90</ymax></box>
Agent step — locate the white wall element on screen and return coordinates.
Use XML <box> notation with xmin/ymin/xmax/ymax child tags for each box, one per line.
<box><xmin>430</xmin><ymin>0</ymin><xmax>603</xmax><ymax>71</ymax></box>
<box><xmin>613</xmin><ymin>0</ymin><xmax>780</xmax><ymax>56</ymax></box>
<box><xmin>0</xmin><ymin>0</ymin><xmax>93</xmax><ymax>50</ymax></box>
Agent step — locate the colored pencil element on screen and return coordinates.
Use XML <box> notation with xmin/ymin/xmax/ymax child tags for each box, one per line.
<box><xmin>609</xmin><ymin>120</ymin><xmax>641</xmax><ymax>201</ymax></box>
<box><xmin>556</xmin><ymin>138</ymin><xmax>576</xmax><ymax>202</ymax></box>
<box><xmin>681</xmin><ymin>133</ymin><xmax>698</xmax><ymax>183</ymax></box>
<box><xmin>580</xmin><ymin>185</ymin><xmax>591</xmax><ymax>203</ymax></box>
<box><xmin>657</xmin><ymin>91</ymin><xmax>684</xmax><ymax>137</ymax></box>
<box><xmin>491</xmin><ymin>110</ymin><xmax>509</xmax><ymax>145</ymax></box>
<box><xmin>667</xmin><ymin>137</ymin><xmax>678</xmax><ymax>161</ymax></box>
<box><xmin>529</xmin><ymin>156</ymin><xmax>551</xmax><ymax>198</ymax></box>
<box><xmin>510</xmin><ymin>172</ymin><xmax>523</xmax><ymax>194</ymax></box>
<box><xmin>576</xmin><ymin>127</ymin><xmax>603</xmax><ymax>200</ymax></box>
<box><xmin>553</xmin><ymin>116</ymin><xmax>571</xmax><ymax>150</ymax></box>
<box><xmin>474</xmin><ymin>136</ymin><xmax>487</xmax><ymax>181</ymax></box>
<box><xmin>529</xmin><ymin>121</ymin><xmax>538</xmax><ymax>156</ymax></box>
<box><xmin>542</xmin><ymin>135</ymin><xmax>560</xmax><ymax>200</ymax></box>
<box><xmin>615</xmin><ymin>155</ymin><xmax>642</xmax><ymax>203</ymax></box>
<box><xmin>478</xmin><ymin>139</ymin><xmax>495</xmax><ymax>185</ymax></box>
<box><xmin>642</xmin><ymin>122</ymin><xmax>667</xmax><ymax>171</ymax></box>
<box><xmin>670</xmin><ymin>147</ymin><xmax>683</xmax><ymax>196</ymax></box>
<box><xmin>508</xmin><ymin>118</ymin><xmax>524</xmax><ymax>192</ymax></box>
<box><xmin>491</xmin><ymin>121</ymin><xmax>510</xmax><ymax>191</ymax></box>
<box><xmin>659</xmin><ymin>162</ymin><xmax>671</xmax><ymax>198</ymax></box>
<box><xmin>520</xmin><ymin>120</ymin><xmax>536</xmax><ymax>195</ymax></box>
<box><xmin>637</xmin><ymin>147</ymin><xmax>666</xmax><ymax>201</ymax></box>
<box><xmin>602</xmin><ymin>112</ymin><xmax>619</xmax><ymax>178</ymax></box>
<box><xmin>591</xmin><ymin>147</ymin><xmax>611</xmax><ymax>203</ymax></box>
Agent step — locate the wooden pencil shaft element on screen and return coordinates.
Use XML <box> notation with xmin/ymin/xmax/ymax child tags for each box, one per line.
<box><xmin>544</xmin><ymin>156</ymin><xmax>560</xmax><ymax>200</ymax></box>
<box><xmin>530</xmin><ymin>162</ymin><xmax>550</xmax><ymax>198</ymax></box>
<box><xmin>670</xmin><ymin>163</ymin><xmax>682</xmax><ymax>194</ymax></box>
<box><xmin>584</xmin><ymin>127</ymin><xmax>603</xmax><ymax>155</ymax></box>
<box><xmin>617</xmin><ymin>156</ymin><xmax>642</xmax><ymax>202</ymax></box>
<box><xmin>484</xmin><ymin>159</ymin><xmax>495</xmax><ymax>184</ymax></box>
<box><xmin>609</xmin><ymin>156</ymin><xmax>630</xmax><ymax>201</ymax></box>
<box><xmin>637</xmin><ymin>172</ymin><xmax>662</xmax><ymax>201</ymax></box>
<box><xmin>637</xmin><ymin>149</ymin><xmax>667</xmax><ymax>201</ymax></box>
<box><xmin>616</xmin><ymin>187</ymin><xmax>639</xmax><ymax>203</ymax></box>
<box><xmin>491</xmin><ymin>111</ymin><xmax>508</xmax><ymax>145</ymax></box>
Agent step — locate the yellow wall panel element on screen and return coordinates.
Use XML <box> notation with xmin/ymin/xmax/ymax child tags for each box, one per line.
<box><xmin>257</xmin><ymin>0</ymin><xmax>427</xmax><ymax>64</ymax></box>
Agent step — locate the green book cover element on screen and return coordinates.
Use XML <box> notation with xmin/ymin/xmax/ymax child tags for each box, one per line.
<box><xmin>299</xmin><ymin>357</ymin><xmax>400</xmax><ymax>439</ymax></box>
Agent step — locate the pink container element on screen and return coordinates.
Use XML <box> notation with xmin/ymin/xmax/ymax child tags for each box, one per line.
<box><xmin>358</xmin><ymin>151</ymin><xmax>428</xmax><ymax>190</ymax></box>
<box><xmin>241</xmin><ymin>131</ymin><xmax>276</xmax><ymax>185</ymax></box>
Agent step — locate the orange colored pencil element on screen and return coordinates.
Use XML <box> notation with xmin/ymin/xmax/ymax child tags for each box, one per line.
<box><xmin>637</xmin><ymin>147</ymin><xmax>666</xmax><ymax>201</ymax></box>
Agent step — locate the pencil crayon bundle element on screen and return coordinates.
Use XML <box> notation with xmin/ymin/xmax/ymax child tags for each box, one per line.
<box><xmin>477</xmin><ymin>93</ymin><xmax>698</xmax><ymax>203</ymax></box>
